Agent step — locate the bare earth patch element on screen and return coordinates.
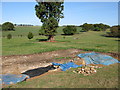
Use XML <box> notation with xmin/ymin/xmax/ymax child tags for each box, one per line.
<box><xmin>2</xmin><ymin>49</ymin><xmax>119</xmax><ymax>75</ymax></box>
<box><xmin>2</xmin><ymin>49</ymin><xmax>81</xmax><ymax>74</ymax></box>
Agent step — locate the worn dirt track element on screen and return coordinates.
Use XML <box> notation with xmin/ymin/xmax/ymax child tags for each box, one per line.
<box><xmin>1</xmin><ymin>49</ymin><xmax>119</xmax><ymax>74</ymax></box>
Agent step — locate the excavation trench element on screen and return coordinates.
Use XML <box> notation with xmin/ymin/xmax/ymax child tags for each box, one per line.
<box><xmin>2</xmin><ymin>49</ymin><xmax>119</xmax><ymax>78</ymax></box>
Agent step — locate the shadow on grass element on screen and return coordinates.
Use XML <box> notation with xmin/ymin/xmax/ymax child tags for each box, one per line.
<box><xmin>61</xmin><ymin>34</ymin><xmax>74</xmax><ymax>36</ymax></box>
<box><xmin>115</xmin><ymin>40</ymin><xmax>120</xmax><ymax>41</ymax></box>
<box><xmin>101</xmin><ymin>34</ymin><xmax>119</xmax><ymax>38</ymax></box>
<box><xmin>22</xmin><ymin>65</ymin><xmax>55</xmax><ymax>78</ymax></box>
<box><xmin>36</xmin><ymin>39</ymin><xmax>48</xmax><ymax>42</ymax></box>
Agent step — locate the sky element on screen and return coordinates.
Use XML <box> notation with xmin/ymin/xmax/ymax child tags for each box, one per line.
<box><xmin>1</xmin><ymin>0</ymin><xmax>119</xmax><ymax>2</ymax></box>
<box><xmin>1</xmin><ymin>1</ymin><xmax>119</xmax><ymax>26</ymax></box>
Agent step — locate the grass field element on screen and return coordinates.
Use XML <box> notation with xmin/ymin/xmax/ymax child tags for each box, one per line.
<box><xmin>6</xmin><ymin>63</ymin><xmax>119</xmax><ymax>88</ymax></box>
<box><xmin>2</xmin><ymin>26</ymin><xmax>41</xmax><ymax>36</ymax></box>
<box><xmin>2</xmin><ymin>26</ymin><xmax>119</xmax><ymax>56</ymax></box>
<box><xmin>2</xmin><ymin>26</ymin><xmax>119</xmax><ymax>88</ymax></box>
<box><xmin>1</xmin><ymin>26</ymin><xmax>81</xmax><ymax>37</ymax></box>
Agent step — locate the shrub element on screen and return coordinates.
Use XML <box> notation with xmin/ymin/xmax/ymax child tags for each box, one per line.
<box><xmin>93</xmin><ymin>27</ymin><xmax>102</xmax><ymax>31</ymax></box>
<box><xmin>2</xmin><ymin>22</ymin><xmax>15</xmax><ymax>31</ymax></box>
<box><xmin>63</xmin><ymin>25</ymin><xmax>77</xmax><ymax>35</ymax></box>
<box><xmin>107</xmin><ymin>26</ymin><xmax>120</xmax><ymax>37</ymax></box>
<box><xmin>7</xmin><ymin>34</ymin><xmax>12</xmax><ymax>39</ymax></box>
<box><xmin>28</xmin><ymin>32</ymin><xmax>33</xmax><ymax>39</ymax></box>
<box><xmin>80</xmin><ymin>23</ymin><xmax>94</xmax><ymax>31</ymax></box>
<box><xmin>80</xmin><ymin>23</ymin><xmax>110</xmax><ymax>31</ymax></box>
<box><xmin>93</xmin><ymin>23</ymin><xmax>110</xmax><ymax>31</ymax></box>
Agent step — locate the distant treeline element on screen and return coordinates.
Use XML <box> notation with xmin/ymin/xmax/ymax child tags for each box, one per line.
<box><xmin>62</xmin><ymin>23</ymin><xmax>111</xmax><ymax>32</ymax></box>
<box><xmin>61</xmin><ymin>23</ymin><xmax>120</xmax><ymax>37</ymax></box>
<box><xmin>14</xmin><ymin>24</ymin><xmax>34</xmax><ymax>26</ymax></box>
<box><xmin>0</xmin><ymin>23</ymin><xmax>34</xmax><ymax>27</ymax></box>
<box><xmin>1</xmin><ymin>22</ymin><xmax>36</xmax><ymax>31</ymax></box>
<box><xmin>79</xmin><ymin>23</ymin><xmax>111</xmax><ymax>31</ymax></box>
<box><xmin>1</xmin><ymin>22</ymin><xmax>120</xmax><ymax>38</ymax></box>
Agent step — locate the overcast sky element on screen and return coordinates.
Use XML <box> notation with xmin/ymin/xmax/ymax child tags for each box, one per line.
<box><xmin>1</xmin><ymin>1</ymin><xmax>119</xmax><ymax>26</ymax></box>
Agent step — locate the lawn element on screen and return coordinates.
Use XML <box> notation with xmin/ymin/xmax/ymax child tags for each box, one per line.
<box><xmin>2</xmin><ymin>26</ymin><xmax>41</xmax><ymax>37</ymax></box>
<box><xmin>2</xmin><ymin>26</ymin><xmax>119</xmax><ymax>56</ymax></box>
<box><xmin>2</xmin><ymin>26</ymin><xmax>119</xmax><ymax>88</ymax></box>
<box><xmin>6</xmin><ymin>63</ymin><xmax>119</xmax><ymax>88</ymax></box>
<box><xmin>2</xmin><ymin>26</ymin><xmax>81</xmax><ymax>36</ymax></box>
<box><xmin>2</xmin><ymin>27</ymin><xmax>119</xmax><ymax>55</ymax></box>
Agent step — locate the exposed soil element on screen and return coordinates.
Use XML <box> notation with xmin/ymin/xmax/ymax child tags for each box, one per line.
<box><xmin>1</xmin><ymin>49</ymin><xmax>120</xmax><ymax>75</ymax></box>
<box><xmin>1</xmin><ymin>49</ymin><xmax>81</xmax><ymax>74</ymax></box>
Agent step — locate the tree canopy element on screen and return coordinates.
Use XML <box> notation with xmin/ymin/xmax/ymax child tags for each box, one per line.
<box><xmin>2</xmin><ymin>22</ymin><xmax>15</xmax><ymax>31</ymax></box>
<box><xmin>107</xmin><ymin>25</ymin><xmax>120</xmax><ymax>38</ymax></box>
<box><xmin>80</xmin><ymin>23</ymin><xmax>110</xmax><ymax>31</ymax></box>
<box><xmin>28</xmin><ymin>32</ymin><xmax>34</xmax><ymax>39</ymax></box>
<box><xmin>93</xmin><ymin>23</ymin><xmax>110</xmax><ymax>31</ymax></box>
<box><xmin>63</xmin><ymin>25</ymin><xmax>77</xmax><ymax>35</ymax></box>
<box><xmin>35</xmin><ymin>1</ymin><xmax>64</xmax><ymax>41</ymax></box>
<box><xmin>80</xmin><ymin>23</ymin><xmax>94</xmax><ymax>31</ymax></box>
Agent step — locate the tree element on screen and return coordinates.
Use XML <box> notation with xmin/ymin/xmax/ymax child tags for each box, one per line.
<box><xmin>28</xmin><ymin>32</ymin><xmax>34</xmax><ymax>39</ymax></box>
<box><xmin>7</xmin><ymin>34</ymin><xmax>12</xmax><ymax>39</ymax></box>
<box><xmin>39</xmin><ymin>28</ymin><xmax>45</xmax><ymax>35</ymax></box>
<box><xmin>80</xmin><ymin>23</ymin><xmax>94</xmax><ymax>31</ymax></box>
<box><xmin>63</xmin><ymin>25</ymin><xmax>77</xmax><ymax>35</ymax></box>
<box><xmin>93</xmin><ymin>23</ymin><xmax>110</xmax><ymax>31</ymax></box>
<box><xmin>14</xmin><ymin>24</ymin><xmax>17</xmax><ymax>26</ymax></box>
<box><xmin>107</xmin><ymin>25</ymin><xmax>120</xmax><ymax>37</ymax></box>
<box><xmin>2</xmin><ymin>22</ymin><xmax>15</xmax><ymax>31</ymax></box>
<box><xmin>35</xmin><ymin>0</ymin><xmax>64</xmax><ymax>41</ymax></box>
<box><xmin>93</xmin><ymin>27</ymin><xmax>102</xmax><ymax>31</ymax></box>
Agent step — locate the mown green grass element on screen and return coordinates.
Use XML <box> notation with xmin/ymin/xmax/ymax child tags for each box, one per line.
<box><xmin>2</xmin><ymin>26</ymin><xmax>41</xmax><ymax>36</ymax></box>
<box><xmin>2</xmin><ymin>26</ymin><xmax>82</xmax><ymax>37</ymax></box>
<box><xmin>2</xmin><ymin>26</ymin><xmax>119</xmax><ymax>88</ymax></box>
<box><xmin>6</xmin><ymin>63</ymin><xmax>119</xmax><ymax>88</ymax></box>
<box><xmin>2</xmin><ymin>28</ymin><xmax>119</xmax><ymax>56</ymax></box>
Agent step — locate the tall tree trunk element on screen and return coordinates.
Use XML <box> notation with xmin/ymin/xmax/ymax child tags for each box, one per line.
<box><xmin>48</xmin><ymin>35</ymin><xmax>54</xmax><ymax>41</ymax></box>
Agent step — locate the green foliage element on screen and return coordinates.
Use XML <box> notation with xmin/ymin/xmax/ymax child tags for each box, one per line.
<box><xmin>80</xmin><ymin>23</ymin><xmax>110</xmax><ymax>31</ymax></box>
<box><xmin>107</xmin><ymin>25</ymin><xmax>120</xmax><ymax>37</ymax></box>
<box><xmin>28</xmin><ymin>32</ymin><xmax>34</xmax><ymax>39</ymax></box>
<box><xmin>63</xmin><ymin>25</ymin><xmax>77</xmax><ymax>35</ymax></box>
<box><xmin>7</xmin><ymin>34</ymin><xmax>12</xmax><ymax>39</ymax></box>
<box><xmin>94</xmin><ymin>27</ymin><xmax>102</xmax><ymax>31</ymax></box>
<box><xmin>2</xmin><ymin>22</ymin><xmax>15</xmax><ymax>31</ymax></box>
<box><xmin>39</xmin><ymin>28</ymin><xmax>45</xmax><ymax>35</ymax></box>
<box><xmin>93</xmin><ymin>23</ymin><xmax>110</xmax><ymax>31</ymax></box>
<box><xmin>80</xmin><ymin>23</ymin><xmax>94</xmax><ymax>31</ymax></box>
<box><xmin>35</xmin><ymin>1</ymin><xmax>64</xmax><ymax>40</ymax></box>
<box><xmin>41</xmin><ymin>17</ymin><xmax>58</xmax><ymax>36</ymax></box>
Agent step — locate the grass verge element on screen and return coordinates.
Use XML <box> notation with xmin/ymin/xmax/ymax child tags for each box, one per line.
<box><xmin>5</xmin><ymin>63</ymin><xmax>119</xmax><ymax>88</ymax></box>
